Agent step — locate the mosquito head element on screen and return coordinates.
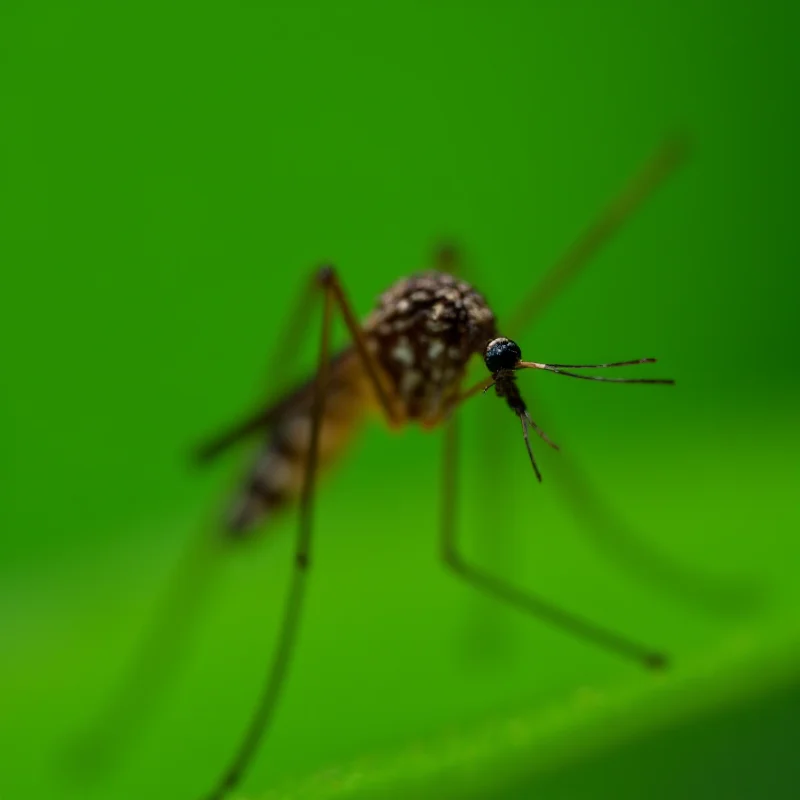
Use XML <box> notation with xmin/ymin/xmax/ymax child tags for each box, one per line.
<box><xmin>483</xmin><ymin>336</ymin><xmax>526</xmax><ymax>411</ymax></box>
<box><xmin>484</xmin><ymin>337</ymin><xmax>522</xmax><ymax>375</ymax></box>
<box><xmin>481</xmin><ymin>336</ymin><xmax>550</xmax><ymax>480</ymax></box>
<box><xmin>483</xmin><ymin>336</ymin><xmax>526</xmax><ymax>412</ymax></box>
<box><xmin>481</xmin><ymin>336</ymin><xmax>673</xmax><ymax>481</ymax></box>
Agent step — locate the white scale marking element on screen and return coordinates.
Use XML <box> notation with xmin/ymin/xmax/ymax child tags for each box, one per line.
<box><xmin>391</xmin><ymin>336</ymin><xmax>415</xmax><ymax>366</ymax></box>
<box><xmin>428</xmin><ymin>339</ymin><xmax>445</xmax><ymax>359</ymax></box>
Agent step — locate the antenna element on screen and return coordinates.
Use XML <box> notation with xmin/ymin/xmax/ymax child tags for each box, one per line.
<box><xmin>482</xmin><ymin>338</ymin><xmax>674</xmax><ymax>480</ymax></box>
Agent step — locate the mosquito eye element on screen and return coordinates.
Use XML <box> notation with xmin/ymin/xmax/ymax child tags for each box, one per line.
<box><xmin>484</xmin><ymin>337</ymin><xmax>522</xmax><ymax>373</ymax></box>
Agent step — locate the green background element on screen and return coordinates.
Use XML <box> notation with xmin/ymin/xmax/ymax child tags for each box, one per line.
<box><xmin>2</xmin><ymin>2</ymin><xmax>799</xmax><ymax>799</ymax></box>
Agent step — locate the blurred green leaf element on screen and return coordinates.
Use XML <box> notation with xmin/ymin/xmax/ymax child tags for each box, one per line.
<box><xmin>2</xmin><ymin>1</ymin><xmax>799</xmax><ymax>800</ymax></box>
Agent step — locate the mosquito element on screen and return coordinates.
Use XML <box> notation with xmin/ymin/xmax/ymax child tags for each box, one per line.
<box><xmin>187</xmin><ymin>138</ymin><xmax>686</xmax><ymax>800</ymax></box>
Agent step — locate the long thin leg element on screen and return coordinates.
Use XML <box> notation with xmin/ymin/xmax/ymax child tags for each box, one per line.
<box><xmin>506</xmin><ymin>136</ymin><xmax>689</xmax><ymax>336</ymax></box>
<box><xmin>196</xmin><ymin>272</ymin><xmax>324</xmax><ymax>464</ymax></box>
<box><xmin>204</xmin><ymin>265</ymin><xmax>398</xmax><ymax>800</ymax></box>
<box><xmin>321</xmin><ymin>267</ymin><xmax>401</xmax><ymax>426</ymax></box>
<box><xmin>436</xmin><ymin>238</ymin><xmax>527</xmax><ymax>665</ymax></box>
<box><xmin>525</xmin><ymin>388</ymin><xmax>758</xmax><ymax>614</ymax></box>
<box><xmin>196</xmin><ymin>266</ymin><xmax>401</xmax><ymax>463</ymax></box>
<box><xmin>65</xmin><ymin>521</ymin><xmax>224</xmax><ymax>783</ymax></box>
<box><xmin>195</xmin><ymin>349</ymin><xmax>354</xmax><ymax>464</ymax></box>
<box><xmin>203</xmin><ymin>271</ymin><xmax>332</xmax><ymax>800</ymax></box>
<box><xmin>440</xmin><ymin>414</ymin><xmax>667</xmax><ymax>669</ymax></box>
<box><xmin>550</xmin><ymin>452</ymin><xmax>758</xmax><ymax>614</ymax></box>
<box><xmin>433</xmin><ymin>242</ymin><xmax>461</xmax><ymax>274</ymax></box>
<box><xmin>71</xmin><ymin>272</ymin><xmax>367</xmax><ymax>781</ymax></box>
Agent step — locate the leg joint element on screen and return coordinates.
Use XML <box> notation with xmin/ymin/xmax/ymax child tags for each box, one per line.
<box><xmin>441</xmin><ymin>545</ymin><xmax>462</xmax><ymax>571</ymax></box>
<box><xmin>316</xmin><ymin>264</ymin><xmax>336</xmax><ymax>286</ymax></box>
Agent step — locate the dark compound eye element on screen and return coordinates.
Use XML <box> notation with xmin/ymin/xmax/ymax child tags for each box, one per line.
<box><xmin>484</xmin><ymin>337</ymin><xmax>522</xmax><ymax>374</ymax></box>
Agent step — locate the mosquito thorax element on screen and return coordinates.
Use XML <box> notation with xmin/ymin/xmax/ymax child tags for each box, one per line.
<box><xmin>484</xmin><ymin>337</ymin><xmax>521</xmax><ymax>375</ymax></box>
<box><xmin>365</xmin><ymin>271</ymin><xmax>497</xmax><ymax>423</ymax></box>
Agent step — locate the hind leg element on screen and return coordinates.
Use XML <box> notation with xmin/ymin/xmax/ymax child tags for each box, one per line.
<box><xmin>203</xmin><ymin>264</ymin><xmax>401</xmax><ymax>800</ymax></box>
<box><xmin>439</xmin><ymin>411</ymin><xmax>667</xmax><ymax>669</ymax></box>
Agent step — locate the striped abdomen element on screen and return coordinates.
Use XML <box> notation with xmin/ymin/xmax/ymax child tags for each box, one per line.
<box><xmin>225</xmin><ymin>270</ymin><xmax>496</xmax><ymax>534</ymax></box>
<box><xmin>226</xmin><ymin>348</ymin><xmax>373</xmax><ymax>535</ymax></box>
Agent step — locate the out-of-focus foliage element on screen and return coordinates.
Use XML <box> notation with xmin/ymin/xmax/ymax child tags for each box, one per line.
<box><xmin>1</xmin><ymin>2</ymin><xmax>798</xmax><ymax>799</ymax></box>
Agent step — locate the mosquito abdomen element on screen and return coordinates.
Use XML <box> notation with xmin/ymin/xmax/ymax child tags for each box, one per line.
<box><xmin>226</xmin><ymin>348</ymin><xmax>372</xmax><ymax>535</ymax></box>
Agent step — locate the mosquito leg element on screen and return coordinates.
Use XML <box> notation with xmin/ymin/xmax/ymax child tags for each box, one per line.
<box><xmin>506</xmin><ymin>136</ymin><xmax>689</xmax><ymax>336</ymax></box>
<box><xmin>433</xmin><ymin>239</ymin><xmax>529</xmax><ymax>663</ymax></box>
<box><xmin>195</xmin><ymin>271</ymin><xmax>324</xmax><ymax>463</ymax></box>
<box><xmin>68</xmin><ymin>279</ymin><xmax>329</xmax><ymax>776</ymax></box>
<box><xmin>440</xmin><ymin>414</ymin><xmax>668</xmax><ymax>670</ymax></box>
<box><xmin>204</xmin><ymin>264</ymin><xmax>403</xmax><ymax>799</ymax></box>
<box><xmin>433</xmin><ymin>242</ymin><xmax>461</xmax><ymax>273</ymax></box>
<box><xmin>526</xmin><ymin>390</ymin><xmax>759</xmax><ymax>614</ymax></box>
<box><xmin>195</xmin><ymin>392</ymin><xmax>300</xmax><ymax>464</ymax></box>
<box><xmin>550</xmin><ymin>452</ymin><xmax>759</xmax><ymax>614</ymax></box>
<box><xmin>454</xmin><ymin>375</ymin><xmax>496</xmax><ymax>406</ymax></box>
<box><xmin>64</xmin><ymin>521</ymin><xmax>224</xmax><ymax>784</ymax></box>
<box><xmin>463</xmin><ymin>395</ymin><xmax>520</xmax><ymax>664</ymax></box>
<box><xmin>74</xmin><ymin>272</ymin><xmax>353</xmax><ymax>781</ymax></box>
<box><xmin>196</xmin><ymin>258</ymin><xmax>403</xmax><ymax>462</ymax></box>
<box><xmin>195</xmin><ymin>349</ymin><xmax>357</xmax><ymax>464</ymax></box>
<box><xmin>320</xmin><ymin>266</ymin><xmax>402</xmax><ymax>426</ymax></box>
<box><xmin>441</xmin><ymin>412</ymin><xmax>460</xmax><ymax>573</ymax></box>
<box><xmin>204</xmin><ymin>269</ymin><xmax>335</xmax><ymax>800</ymax></box>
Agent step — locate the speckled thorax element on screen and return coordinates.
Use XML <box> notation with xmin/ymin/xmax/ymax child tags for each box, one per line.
<box><xmin>363</xmin><ymin>271</ymin><xmax>497</xmax><ymax>426</ymax></box>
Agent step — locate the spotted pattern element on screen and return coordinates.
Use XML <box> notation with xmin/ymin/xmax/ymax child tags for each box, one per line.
<box><xmin>225</xmin><ymin>270</ymin><xmax>497</xmax><ymax>535</ymax></box>
<box><xmin>364</xmin><ymin>271</ymin><xmax>497</xmax><ymax>425</ymax></box>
